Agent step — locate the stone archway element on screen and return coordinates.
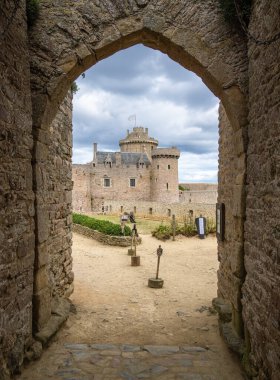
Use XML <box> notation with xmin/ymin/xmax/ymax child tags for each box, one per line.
<box><xmin>28</xmin><ymin>0</ymin><xmax>248</xmax><ymax>349</ymax></box>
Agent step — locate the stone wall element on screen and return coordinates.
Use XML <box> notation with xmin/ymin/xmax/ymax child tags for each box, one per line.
<box><xmin>0</xmin><ymin>1</ymin><xmax>34</xmax><ymax>377</ymax></box>
<box><xmin>217</xmin><ymin>104</ymin><xmax>246</xmax><ymax>338</ymax></box>
<box><xmin>180</xmin><ymin>183</ymin><xmax>218</xmax><ymax>191</ymax></box>
<box><xmin>73</xmin><ymin>224</ymin><xmax>141</xmax><ymax>247</ymax></box>
<box><xmin>72</xmin><ymin>161</ymin><xmax>152</xmax><ymax>211</ymax></box>
<box><xmin>151</xmin><ymin>155</ymin><xmax>180</xmax><ymax>203</ymax></box>
<box><xmin>179</xmin><ymin>191</ymin><xmax>217</xmax><ymax>205</ymax></box>
<box><xmin>100</xmin><ymin>200</ymin><xmax>216</xmax><ymax>221</ymax></box>
<box><xmin>32</xmin><ymin>92</ymin><xmax>74</xmax><ymax>334</ymax></box>
<box><xmin>3</xmin><ymin>0</ymin><xmax>280</xmax><ymax>378</ymax></box>
<box><xmin>242</xmin><ymin>1</ymin><xmax>280</xmax><ymax>378</ymax></box>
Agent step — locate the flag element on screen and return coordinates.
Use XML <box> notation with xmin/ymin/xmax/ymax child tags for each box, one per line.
<box><xmin>128</xmin><ymin>115</ymin><xmax>136</xmax><ymax>126</ymax></box>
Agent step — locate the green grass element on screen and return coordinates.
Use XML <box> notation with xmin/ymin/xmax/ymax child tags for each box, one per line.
<box><xmin>91</xmin><ymin>214</ymin><xmax>216</xmax><ymax>238</ymax></box>
<box><xmin>91</xmin><ymin>214</ymin><xmax>168</xmax><ymax>235</ymax></box>
<box><xmin>73</xmin><ymin>213</ymin><xmax>131</xmax><ymax>236</ymax></box>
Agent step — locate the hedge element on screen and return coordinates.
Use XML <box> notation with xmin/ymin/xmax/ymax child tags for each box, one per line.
<box><xmin>73</xmin><ymin>213</ymin><xmax>131</xmax><ymax>236</ymax></box>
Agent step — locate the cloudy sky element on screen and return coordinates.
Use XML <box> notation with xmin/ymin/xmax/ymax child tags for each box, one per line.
<box><xmin>73</xmin><ymin>44</ymin><xmax>219</xmax><ymax>183</ymax></box>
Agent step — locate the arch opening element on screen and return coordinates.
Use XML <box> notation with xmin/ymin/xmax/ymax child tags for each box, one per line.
<box><xmin>30</xmin><ymin>18</ymin><xmax>248</xmax><ymax>356</ymax></box>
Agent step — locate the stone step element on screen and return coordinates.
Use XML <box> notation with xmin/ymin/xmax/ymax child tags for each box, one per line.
<box><xmin>18</xmin><ymin>343</ymin><xmax>243</xmax><ymax>380</ymax></box>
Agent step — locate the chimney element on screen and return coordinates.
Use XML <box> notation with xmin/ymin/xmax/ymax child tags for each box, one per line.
<box><xmin>145</xmin><ymin>127</ymin><xmax>148</xmax><ymax>135</ymax></box>
<box><xmin>93</xmin><ymin>143</ymin><xmax>97</xmax><ymax>160</ymax></box>
<box><xmin>116</xmin><ymin>152</ymin><xmax>121</xmax><ymax>166</ymax></box>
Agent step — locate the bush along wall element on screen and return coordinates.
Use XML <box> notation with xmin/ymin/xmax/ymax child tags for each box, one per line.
<box><xmin>73</xmin><ymin>213</ymin><xmax>131</xmax><ymax>236</ymax></box>
<box><xmin>152</xmin><ymin>218</ymin><xmax>216</xmax><ymax>241</ymax></box>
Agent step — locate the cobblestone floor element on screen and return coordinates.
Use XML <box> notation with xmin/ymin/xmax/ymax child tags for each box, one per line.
<box><xmin>19</xmin><ymin>344</ymin><xmax>244</xmax><ymax>380</ymax></box>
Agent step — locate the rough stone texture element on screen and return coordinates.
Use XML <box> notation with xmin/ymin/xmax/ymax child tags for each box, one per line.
<box><xmin>217</xmin><ymin>104</ymin><xmax>246</xmax><ymax>338</ymax></box>
<box><xmin>73</xmin><ymin>224</ymin><xmax>142</xmax><ymax>247</ymax></box>
<box><xmin>33</xmin><ymin>92</ymin><xmax>74</xmax><ymax>334</ymax></box>
<box><xmin>242</xmin><ymin>1</ymin><xmax>280</xmax><ymax>378</ymax></box>
<box><xmin>72</xmin><ymin>127</ymin><xmax>180</xmax><ymax>210</ymax></box>
<box><xmin>100</xmin><ymin>200</ymin><xmax>216</xmax><ymax>220</ymax></box>
<box><xmin>0</xmin><ymin>1</ymin><xmax>34</xmax><ymax>378</ymax></box>
<box><xmin>27</xmin><ymin>2</ymin><xmax>249</xmax><ymax>363</ymax></box>
<box><xmin>28</xmin><ymin>0</ymin><xmax>248</xmax><ymax>133</ymax></box>
<box><xmin>179</xmin><ymin>190</ymin><xmax>217</xmax><ymax>204</ymax></box>
<box><xmin>2</xmin><ymin>0</ymin><xmax>280</xmax><ymax>378</ymax></box>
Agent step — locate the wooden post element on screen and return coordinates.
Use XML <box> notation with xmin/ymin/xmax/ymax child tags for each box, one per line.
<box><xmin>172</xmin><ymin>214</ymin><xmax>176</xmax><ymax>241</ymax></box>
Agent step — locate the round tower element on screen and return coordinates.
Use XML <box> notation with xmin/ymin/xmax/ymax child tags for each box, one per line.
<box><xmin>119</xmin><ymin>127</ymin><xmax>158</xmax><ymax>157</ymax></box>
<box><xmin>151</xmin><ymin>147</ymin><xmax>180</xmax><ymax>203</ymax></box>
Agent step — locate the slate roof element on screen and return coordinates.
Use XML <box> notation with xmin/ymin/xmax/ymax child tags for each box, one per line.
<box><xmin>95</xmin><ymin>152</ymin><xmax>151</xmax><ymax>165</ymax></box>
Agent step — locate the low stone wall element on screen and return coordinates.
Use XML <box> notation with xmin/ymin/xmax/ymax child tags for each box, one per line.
<box><xmin>73</xmin><ymin>224</ymin><xmax>141</xmax><ymax>247</ymax></box>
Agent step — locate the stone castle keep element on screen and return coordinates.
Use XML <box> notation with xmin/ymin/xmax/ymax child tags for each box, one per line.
<box><xmin>1</xmin><ymin>1</ymin><xmax>279</xmax><ymax>379</ymax></box>
<box><xmin>72</xmin><ymin>127</ymin><xmax>180</xmax><ymax>213</ymax></box>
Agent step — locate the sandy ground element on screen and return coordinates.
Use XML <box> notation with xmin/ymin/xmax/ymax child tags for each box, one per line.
<box><xmin>50</xmin><ymin>232</ymin><xmax>243</xmax><ymax>377</ymax></box>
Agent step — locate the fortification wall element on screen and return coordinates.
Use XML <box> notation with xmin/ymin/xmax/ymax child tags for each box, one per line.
<box><xmin>101</xmin><ymin>200</ymin><xmax>216</xmax><ymax>221</ymax></box>
<box><xmin>72</xmin><ymin>162</ymin><xmax>151</xmax><ymax>211</ymax></box>
<box><xmin>179</xmin><ymin>191</ymin><xmax>217</xmax><ymax>204</ymax></box>
<box><xmin>180</xmin><ymin>183</ymin><xmax>218</xmax><ymax>191</ymax></box>
<box><xmin>242</xmin><ymin>1</ymin><xmax>280</xmax><ymax>377</ymax></box>
<box><xmin>48</xmin><ymin>93</ymin><xmax>74</xmax><ymax>298</ymax></box>
<box><xmin>151</xmin><ymin>156</ymin><xmax>179</xmax><ymax>203</ymax></box>
<box><xmin>32</xmin><ymin>91</ymin><xmax>74</xmax><ymax>337</ymax></box>
<box><xmin>217</xmin><ymin>104</ymin><xmax>246</xmax><ymax>337</ymax></box>
<box><xmin>0</xmin><ymin>1</ymin><xmax>34</xmax><ymax>377</ymax></box>
<box><xmin>72</xmin><ymin>165</ymin><xmax>92</xmax><ymax>213</ymax></box>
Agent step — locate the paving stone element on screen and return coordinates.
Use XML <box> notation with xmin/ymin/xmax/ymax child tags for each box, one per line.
<box><xmin>181</xmin><ymin>347</ymin><xmax>207</xmax><ymax>353</ymax></box>
<box><xmin>176</xmin><ymin>374</ymin><xmax>204</xmax><ymax>380</ymax></box>
<box><xmin>121</xmin><ymin>344</ymin><xmax>141</xmax><ymax>352</ymax></box>
<box><xmin>143</xmin><ymin>345</ymin><xmax>180</xmax><ymax>355</ymax></box>
<box><xmin>122</xmin><ymin>352</ymin><xmax>134</xmax><ymax>358</ymax></box>
<box><xmin>64</xmin><ymin>344</ymin><xmax>90</xmax><ymax>350</ymax></box>
<box><xmin>100</xmin><ymin>349</ymin><xmax>121</xmax><ymax>356</ymax></box>
<box><xmin>18</xmin><ymin>343</ymin><xmax>242</xmax><ymax>380</ymax></box>
<box><xmin>91</xmin><ymin>344</ymin><xmax>119</xmax><ymax>350</ymax></box>
<box><xmin>120</xmin><ymin>371</ymin><xmax>138</xmax><ymax>380</ymax></box>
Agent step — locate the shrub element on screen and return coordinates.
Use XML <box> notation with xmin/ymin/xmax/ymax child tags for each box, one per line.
<box><xmin>152</xmin><ymin>218</ymin><xmax>216</xmax><ymax>240</ymax></box>
<box><xmin>152</xmin><ymin>224</ymin><xmax>172</xmax><ymax>241</ymax></box>
<box><xmin>26</xmin><ymin>0</ymin><xmax>40</xmax><ymax>28</ymax></box>
<box><xmin>73</xmin><ymin>213</ymin><xmax>131</xmax><ymax>236</ymax></box>
<box><xmin>71</xmin><ymin>82</ymin><xmax>79</xmax><ymax>94</ymax></box>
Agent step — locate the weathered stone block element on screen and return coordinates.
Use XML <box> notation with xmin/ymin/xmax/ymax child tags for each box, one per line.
<box><xmin>33</xmin><ymin>288</ymin><xmax>52</xmax><ymax>332</ymax></box>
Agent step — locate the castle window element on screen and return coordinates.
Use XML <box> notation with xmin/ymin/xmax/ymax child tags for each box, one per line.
<box><xmin>166</xmin><ymin>183</ymin><xmax>169</xmax><ymax>190</ymax></box>
<box><xmin>104</xmin><ymin>178</ymin><xmax>111</xmax><ymax>187</ymax></box>
<box><xmin>155</xmin><ymin>178</ymin><xmax>158</xmax><ymax>183</ymax></box>
<box><xmin>168</xmin><ymin>164</ymin><xmax>171</xmax><ymax>169</ymax></box>
<box><xmin>157</xmin><ymin>165</ymin><xmax>159</xmax><ymax>169</ymax></box>
<box><xmin>121</xmin><ymin>206</ymin><xmax>123</xmax><ymax>212</ymax></box>
<box><xmin>149</xmin><ymin>208</ymin><xmax>153</xmax><ymax>215</ymax></box>
<box><xmin>134</xmin><ymin>206</ymin><xmax>137</xmax><ymax>214</ymax></box>
<box><xmin>167</xmin><ymin>209</ymin><xmax>171</xmax><ymax>217</ymax></box>
<box><xmin>93</xmin><ymin>163</ymin><xmax>96</xmax><ymax>167</ymax></box>
<box><xmin>130</xmin><ymin>178</ymin><xmax>136</xmax><ymax>187</ymax></box>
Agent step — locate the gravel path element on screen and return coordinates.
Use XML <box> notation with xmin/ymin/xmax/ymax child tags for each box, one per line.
<box><xmin>19</xmin><ymin>232</ymin><xmax>244</xmax><ymax>379</ymax></box>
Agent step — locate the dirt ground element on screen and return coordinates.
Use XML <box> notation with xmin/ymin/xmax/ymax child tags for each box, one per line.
<box><xmin>51</xmin><ymin>231</ymin><xmax>243</xmax><ymax>376</ymax></box>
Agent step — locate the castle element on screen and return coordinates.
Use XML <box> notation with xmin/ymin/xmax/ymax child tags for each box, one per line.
<box><xmin>72</xmin><ymin>127</ymin><xmax>180</xmax><ymax>213</ymax></box>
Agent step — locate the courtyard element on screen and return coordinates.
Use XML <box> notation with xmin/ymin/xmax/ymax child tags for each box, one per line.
<box><xmin>18</xmin><ymin>232</ymin><xmax>244</xmax><ymax>379</ymax></box>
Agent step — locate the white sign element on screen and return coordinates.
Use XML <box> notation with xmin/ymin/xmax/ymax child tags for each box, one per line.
<box><xmin>198</xmin><ymin>218</ymin><xmax>205</xmax><ymax>235</ymax></box>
